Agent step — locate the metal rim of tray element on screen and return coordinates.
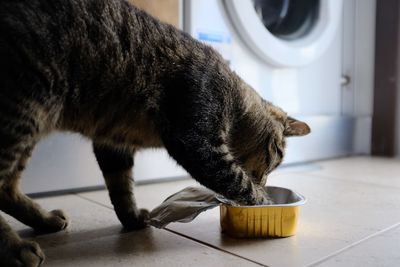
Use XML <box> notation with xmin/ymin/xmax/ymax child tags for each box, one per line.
<box><xmin>218</xmin><ymin>186</ymin><xmax>307</xmax><ymax>208</ymax></box>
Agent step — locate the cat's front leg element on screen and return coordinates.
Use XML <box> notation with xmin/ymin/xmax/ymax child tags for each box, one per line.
<box><xmin>161</xmin><ymin>124</ymin><xmax>271</xmax><ymax>205</ymax></box>
<box><xmin>93</xmin><ymin>143</ymin><xmax>149</xmax><ymax>230</ymax></box>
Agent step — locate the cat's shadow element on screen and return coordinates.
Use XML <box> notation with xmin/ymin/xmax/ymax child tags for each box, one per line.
<box><xmin>16</xmin><ymin>224</ymin><xmax>287</xmax><ymax>262</ymax></box>
<box><xmin>16</xmin><ymin>226</ymin><xmax>175</xmax><ymax>262</ymax></box>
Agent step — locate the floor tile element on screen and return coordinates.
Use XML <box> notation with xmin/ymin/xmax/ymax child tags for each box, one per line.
<box><xmin>2</xmin><ymin>194</ymin><xmax>261</xmax><ymax>267</ymax></box>
<box><xmin>309</xmin><ymin>156</ymin><xmax>400</xmax><ymax>188</ymax></box>
<box><xmin>162</xmin><ymin>173</ymin><xmax>400</xmax><ymax>267</ymax></box>
<box><xmin>13</xmin><ymin>157</ymin><xmax>400</xmax><ymax>267</ymax></box>
<box><xmin>78</xmin><ymin>179</ymin><xmax>198</xmax><ymax>211</ymax></box>
<box><xmin>313</xmin><ymin>224</ymin><xmax>400</xmax><ymax>267</ymax></box>
<box><xmin>43</xmin><ymin>227</ymin><xmax>261</xmax><ymax>267</ymax></box>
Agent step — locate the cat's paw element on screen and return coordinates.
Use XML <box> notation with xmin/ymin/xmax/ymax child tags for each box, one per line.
<box><xmin>34</xmin><ymin>209</ymin><xmax>70</xmax><ymax>233</ymax></box>
<box><xmin>121</xmin><ymin>209</ymin><xmax>149</xmax><ymax>231</ymax></box>
<box><xmin>0</xmin><ymin>240</ymin><xmax>45</xmax><ymax>267</ymax></box>
<box><xmin>18</xmin><ymin>241</ymin><xmax>45</xmax><ymax>267</ymax></box>
<box><xmin>48</xmin><ymin>209</ymin><xmax>70</xmax><ymax>231</ymax></box>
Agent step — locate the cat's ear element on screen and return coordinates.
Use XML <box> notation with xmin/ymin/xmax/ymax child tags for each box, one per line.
<box><xmin>284</xmin><ymin>117</ymin><xmax>311</xmax><ymax>137</ymax></box>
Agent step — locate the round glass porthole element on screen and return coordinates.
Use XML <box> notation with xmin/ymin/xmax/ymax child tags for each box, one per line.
<box><xmin>252</xmin><ymin>0</ymin><xmax>319</xmax><ymax>41</ymax></box>
<box><xmin>223</xmin><ymin>0</ymin><xmax>343</xmax><ymax>67</ymax></box>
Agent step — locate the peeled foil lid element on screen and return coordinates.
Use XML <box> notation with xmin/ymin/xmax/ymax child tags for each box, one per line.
<box><xmin>148</xmin><ymin>186</ymin><xmax>305</xmax><ymax>228</ymax></box>
<box><xmin>148</xmin><ymin>186</ymin><xmax>222</xmax><ymax>228</ymax></box>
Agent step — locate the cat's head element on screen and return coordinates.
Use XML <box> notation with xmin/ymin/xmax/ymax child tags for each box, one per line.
<box><xmin>232</xmin><ymin>103</ymin><xmax>310</xmax><ymax>186</ymax></box>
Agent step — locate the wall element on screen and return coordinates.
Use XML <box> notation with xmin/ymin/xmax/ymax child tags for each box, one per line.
<box><xmin>396</xmin><ymin>1</ymin><xmax>400</xmax><ymax>157</ymax></box>
<box><xmin>371</xmin><ymin>0</ymin><xmax>399</xmax><ymax>156</ymax></box>
<box><xmin>128</xmin><ymin>0</ymin><xmax>180</xmax><ymax>27</ymax></box>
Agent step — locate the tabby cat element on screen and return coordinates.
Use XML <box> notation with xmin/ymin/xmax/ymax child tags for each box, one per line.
<box><xmin>0</xmin><ymin>0</ymin><xmax>310</xmax><ymax>265</ymax></box>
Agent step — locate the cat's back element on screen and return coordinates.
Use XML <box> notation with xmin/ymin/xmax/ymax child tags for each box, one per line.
<box><xmin>0</xmin><ymin>0</ymin><xmax>134</xmax><ymax>68</ymax></box>
<box><xmin>0</xmin><ymin>0</ymin><xmax>196</xmax><ymax>135</ymax></box>
<box><xmin>0</xmin><ymin>0</ymin><xmax>78</xmax><ymax>57</ymax></box>
<box><xmin>0</xmin><ymin>0</ymin><xmax>153</xmax><ymax>113</ymax></box>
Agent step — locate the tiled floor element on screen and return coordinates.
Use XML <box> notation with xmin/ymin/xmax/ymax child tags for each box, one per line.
<box><xmin>3</xmin><ymin>156</ymin><xmax>400</xmax><ymax>266</ymax></box>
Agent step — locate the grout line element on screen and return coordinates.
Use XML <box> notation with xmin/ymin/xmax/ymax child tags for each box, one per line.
<box><xmin>306</xmin><ymin>222</ymin><xmax>400</xmax><ymax>267</ymax></box>
<box><xmin>28</xmin><ymin>185</ymin><xmax>106</xmax><ymax>199</ymax></box>
<box><xmin>29</xmin><ymin>176</ymin><xmax>192</xmax><ymax>199</ymax></box>
<box><xmin>74</xmin><ymin>194</ymin><xmax>268</xmax><ymax>266</ymax></box>
<box><xmin>164</xmin><ymin>228</ymin><xmax>269</xmax><ymax>267</ymax></box>
<box><xmin>74</xmin><ymin>193</ymin><xmax>115</xmax><ymax>210</ymax></box>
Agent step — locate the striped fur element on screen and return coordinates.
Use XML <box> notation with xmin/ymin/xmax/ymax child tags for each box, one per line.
<box><xmin>0</xmin><ymin>0</ymin><xmax>310</xmax><ymax>265</ymax></box>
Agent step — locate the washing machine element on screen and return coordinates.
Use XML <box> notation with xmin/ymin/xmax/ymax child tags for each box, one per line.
<box><xmin>183</xmin><ymin>0</ymin><xmax>376</xmax><ymax>164</ymax></box>
<box><xmin>21</xmin><ymin>0</ymin><xmax>376</xmax><ymax>194</ymax></box>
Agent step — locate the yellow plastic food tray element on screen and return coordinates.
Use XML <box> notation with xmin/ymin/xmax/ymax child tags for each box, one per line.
<box><xmin>220</xmin><ymin>186</ymin><xmax>306</xmax><ymax>238</ymax></box>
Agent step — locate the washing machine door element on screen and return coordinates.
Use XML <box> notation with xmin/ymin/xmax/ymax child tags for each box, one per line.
<box><xmin>223</xmin><ymin>0</ymin><xmax>343</xmax><ymax>67</ymax></box>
